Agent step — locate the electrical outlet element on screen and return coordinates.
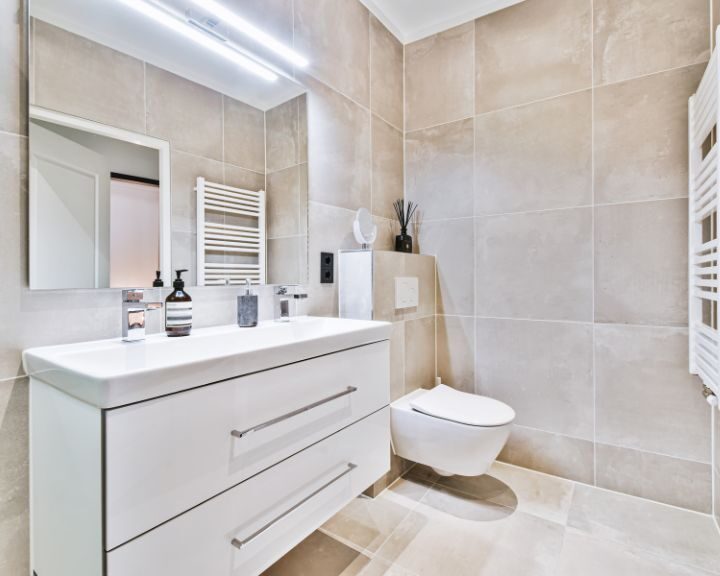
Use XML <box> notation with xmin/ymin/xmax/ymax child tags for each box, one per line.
<box><xmin>320</xmin><ymin>252</ymin><xmax>334</xmax><ymax>284</ymax></box>
<box><xmin>395</xmin><ymin>277</ymin><xmax>419</xmax><ymax>309</ymax></box>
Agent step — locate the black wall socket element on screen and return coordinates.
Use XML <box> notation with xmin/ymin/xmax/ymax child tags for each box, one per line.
<box><xmin>320</xmin><ymin>252</ymin><xmax>334</xmax><ymax>284</ymax></box>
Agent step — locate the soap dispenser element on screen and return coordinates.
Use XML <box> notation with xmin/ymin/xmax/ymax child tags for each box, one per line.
<box><xmin>237</xmin><ymin>279</ymin><xmax>258</xmax><ymax>327</ymax></box>
<box><xmin>165</xmin><ymin>269</ymin><xmax>192</xmax><ymax>337</ymax></box>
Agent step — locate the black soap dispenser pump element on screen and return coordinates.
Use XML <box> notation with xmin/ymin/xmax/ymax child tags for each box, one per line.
<box><xmin>165</xmin><ymin>269</ymin><xmax>192</xmax><ymax>337</ymax></box>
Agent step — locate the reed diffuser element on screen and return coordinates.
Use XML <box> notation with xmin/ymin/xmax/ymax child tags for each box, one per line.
<box><xmin>393</xmin><ymin>199</ymin><xmax>417</xmax><ymax>253</ymax></box>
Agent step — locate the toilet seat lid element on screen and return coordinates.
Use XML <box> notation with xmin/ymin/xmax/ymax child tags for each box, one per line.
<box><xmin>409</xmin><ymin>385</ymin><xmax>515</xmax><ymax>427</ymax></box>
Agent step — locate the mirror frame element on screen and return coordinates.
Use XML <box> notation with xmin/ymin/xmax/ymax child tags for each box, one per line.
<box><xmin>29</xmin><ymin>105</ymin><xmax>173</xmax><ymax>289</ymax></box>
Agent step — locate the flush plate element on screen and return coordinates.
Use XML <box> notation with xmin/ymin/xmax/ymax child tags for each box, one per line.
<box><xmin>395</xmin><ymin>277</ymin><xmax>419</xmax><ymax>309</ymax></box>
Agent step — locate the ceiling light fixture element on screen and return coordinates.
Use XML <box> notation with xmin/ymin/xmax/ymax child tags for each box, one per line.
<box><xmin>118</xmin><ymin>0</ymin><xmax>278</xmax><ymax>82</ymax></box>
<box><xmin>191</xmin><ymin>0</ymin><xmax>309</xmax><ymax>68</ymax></box>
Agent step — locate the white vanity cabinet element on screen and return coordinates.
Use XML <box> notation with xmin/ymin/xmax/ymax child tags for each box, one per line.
<box><xmin>27</xmin><ymin>318</ymin><xmax>391</xmax><ymax>576</ymax></box>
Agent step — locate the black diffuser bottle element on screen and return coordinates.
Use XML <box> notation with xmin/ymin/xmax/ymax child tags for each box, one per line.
<box><xmin>393</xmin><ymin>199</ymin><xmax>417</xmax><ymax>254</ymax></box>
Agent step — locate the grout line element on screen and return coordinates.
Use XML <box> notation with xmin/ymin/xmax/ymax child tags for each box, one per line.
<box><xmin>591</xmin><ymin>0</ymin><xmax>597</xmax><ymax>488</ymax></box>
<box><xmin>0</xmin><ymin>129</ymin><xmax>28</xmax><ymax>139</ymax></box>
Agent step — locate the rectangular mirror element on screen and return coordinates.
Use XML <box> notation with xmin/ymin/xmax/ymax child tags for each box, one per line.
<box><xmin>28</xmin><ymin>0</ymin><xmax>308</xmax><ymax>290</ymax></box>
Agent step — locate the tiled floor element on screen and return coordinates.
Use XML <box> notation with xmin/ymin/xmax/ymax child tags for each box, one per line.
<box><xmin>264</xmin><ymin>462</ymin><xmax>720</xmax><ymax>576</ymax></box>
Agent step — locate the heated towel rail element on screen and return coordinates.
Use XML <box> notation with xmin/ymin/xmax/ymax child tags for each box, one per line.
<box><xmin>196</xmin><ymin>177</ymin><xmax>266</xmax><ymax>286</ymax></box>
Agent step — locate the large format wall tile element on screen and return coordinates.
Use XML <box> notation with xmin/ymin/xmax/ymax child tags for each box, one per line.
<box><xmin>405</xmin><ymin>22</ymin><xmax>474</xmax><ymax>131</ymax></box>
<box><xmin>594</xmin><ymin>66</ymin><xmax>703</xmax><ymax>205</ymax></box>
<box><xmin>596</xmin><ymin>443</ymin><xmax>712</xmax><ymax>513</ymax></box>
<box><xmin>224</xmin><ymin>164</ymin><xmax>266</xmax><ymax>192</ymax></box>
<box><xmin>146</xmin><ymin>66</ymin><xmax>223</xmax><ymax>161</ymax></box>
<box><xmin>32</xmin><ymin>20</ymin><xmax>144</xmax><ymax>133</ymax></box>
<box><xmin>593</xmin><ymin>0</ymin><xmax>709</xmax><ymax>86</ymax></box>
<box><xmin>223</xmin><ymin>96</ymin><xmax>265</xmax><ymax>173</ymax></box>
<box><xmin>476</xmin><ymin>208</ymin><xmax>593</xmax><ymax>321</ymax></box>
<box><xmin>499</xmin><ymin>425</ymin><xmax>595</xmax><ymax>484</ymax></box>
<box><xmin>0</xmin><ymin>378</ymin><xmax>28</xmax><ymax>576</ymax></box>
<box><xmin>267</xmin><ymin>165</ymin><xmax>302</xmax><ymax>238</ymax></box>
<box><xmin>370</xmin><ymin>16</ymin><xmax>403</xmax><ymax>130</ymax></box>
<box><xmin>294</xmin><ymin>0</ymin><xmax>370</xmax><ymax>106</ymax></box>
<box><xmin>371</xmin><ymin>116</ymin><xmax>403</xmax><ymax>221</ymax></box>
<box><xmin>437</xmin><ymin>315</ymin><xmax>474</xmax><ymax>393</ymax></box>
<box><xmin>170</xmin><ymin>151</ymin><xmax>224</xmax><ymax>235</ymax></box>
<box><xmin>404</xmin><ymin>316</ymin><xmax>436</xmax><ymax>391</ymax></box>
<box><xmin>303</xmin><ymin>75</ymin><xmax>370</xmax><ymax>211</ymax></box>
<box><xmin>476</xmin><ymin>318</ymin><xmax>593</xmax><ymax>439</ymax></box>
<box><xmin>0</xmin><ymin>0</ymin><xmax>25</xmax><ymax>135</ymax></box>
<box><xmin>266</xmin><ymin>98</ymin><xmax>299</xmax><ymax>173</ymax></box>
<box><xmin>475</xmin><ymin>91</ymin><xmax>592</xmax><ymax>215</ymax></box>
<box><xmin>406</xmin><ymin>118</ymin><xmax>474</xmax><ymax>221</ymax></box>
<box><xmin>475</xmin><ymin>0</ymin><xmax>591</xmax><ymax>114</ymax></box>
<box><xmin>373</xmin><ymin>252</ymin><xmax>436</xmax><ymax>322</ymax></box>
<box><xmin>715</xmin><ymin>411</ymin><xmax>719</xmax><ymax>528</ymax></box>
<box><xmin>594</xmin><ymin>199</ymin><xmax>687</xmax><ymax>326</ymax></box>
<box><xmin>417</xmin><ymin>218</ymin><xmax>474</xmax><ymax>316</ymax></box>
<box><xmin>595</xmin><ymin>324</ymin><xmax>710</xmax><ymax>463</ymax></box>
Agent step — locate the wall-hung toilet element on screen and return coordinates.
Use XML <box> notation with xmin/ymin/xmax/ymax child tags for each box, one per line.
<box><xmin>391</xmin><ymin>384</ymin><xmax>515</xmax><ymax>477</ymax></box>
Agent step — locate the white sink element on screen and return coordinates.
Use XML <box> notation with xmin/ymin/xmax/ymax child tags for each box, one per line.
<box><xmin>23</xmin><ymin>316</ymin><xmax>391</xmax><ymax>408</ymax></box>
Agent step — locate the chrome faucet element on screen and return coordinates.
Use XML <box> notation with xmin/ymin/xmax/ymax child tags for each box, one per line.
<box><xmin>274</xmin><ymin>286</ymin><xmax>291</xmax><ymax>322</ymax></box>
<box><xmin>122</xmin><ymin>289</ymin><xmax>164</xmax><ymax>342</ymax></box>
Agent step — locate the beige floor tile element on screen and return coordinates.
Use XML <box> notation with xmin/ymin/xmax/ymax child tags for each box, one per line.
<box><xmin>321</xmin><ymin>492</ymin><xmax>415</xmax><ymax>553</ymax></box>
<box><xmin>568</xmin><ymin>484</ymin><xmax>720</xmax><ymax>573</ymax></box>
<box><xmin>557</xmin><ymin>531</ymin><xmax>718</xmax><ymax>576</ymax></box>
<box><xmin>375</xmin><ymin>501</ymin><xmax>565</xmax><ymax>576</ymax></box>
<box><xmin>358</xmin><ymin>557</ymin><xmax>417</xmax><ymax>576</ymax></box>
<box><xmin>436</xmin><ymin>462</ymin><xmax>575</xmax><ymax>526</ymax></box>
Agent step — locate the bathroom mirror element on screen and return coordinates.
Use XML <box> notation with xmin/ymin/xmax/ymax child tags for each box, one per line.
<box><xmin>28</xmin><ymin>0</ymin><xmax>308</xmax><ymax>290</ymax></box>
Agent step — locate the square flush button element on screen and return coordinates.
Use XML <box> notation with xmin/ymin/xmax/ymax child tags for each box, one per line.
<box><xmin>395</xmin><ymin>277</ymin><xmax>419</xmax><ymax>309</ymax></box>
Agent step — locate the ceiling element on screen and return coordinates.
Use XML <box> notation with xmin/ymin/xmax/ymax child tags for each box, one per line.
<box><xmin>359</xmin><ymin>0</ymin><xmax>526</xmax><ymax>43</ymax></box>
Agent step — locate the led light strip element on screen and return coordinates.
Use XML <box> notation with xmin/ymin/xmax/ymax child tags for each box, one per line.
<box><xmin>118</xmin><ymin>0</ymin><xmax>278</xmax><ymax>82</ymax></box>
<box><xmin>191</xmin><ymin>0</ymin><xmax>308</xmax><ymax>68</ymax></box>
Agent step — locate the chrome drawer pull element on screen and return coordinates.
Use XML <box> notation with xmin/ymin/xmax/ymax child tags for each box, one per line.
<box><xmin>231</xmin><ymin>462</ymin><xmax>357</xmax><ymax>550</ymax></box>
<box><xmin>230</xmin><ymin>386</ymin><xmax>358</xmax><ymax>439</ymax></box>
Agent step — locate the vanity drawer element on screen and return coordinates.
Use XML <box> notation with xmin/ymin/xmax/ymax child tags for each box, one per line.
<box><xmin>107</xmin><ymin>408</ymin><xmax>389</xmax><ymax>576</ymax></box>
<box><xmin>105</xmin><ymin>341</ymin><xmax>389</xmax><ymax>550</ymax></box>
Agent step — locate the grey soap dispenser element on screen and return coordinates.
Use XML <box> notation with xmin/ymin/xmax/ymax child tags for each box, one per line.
<box><xmin>237</xmin><ymin>279</ymin><xmax>258</xmax><ymax>327</ymax></box>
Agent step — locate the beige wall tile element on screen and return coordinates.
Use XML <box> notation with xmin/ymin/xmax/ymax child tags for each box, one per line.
<box><xmin>498</xmin><ymin>425</ymin><xmax>595</xmax><ymax>484</ymax></box>
<box><xmin>593</xmin><ymin>0</ymin><xmax>710</xmax><ymax>86</ymax></box>
<box><xmin>594</xmin><ymin>199</ymin><xmax>688</xmax><ymax>326</ymax></box>
<box><xmin>596</xmin><ymin>443</ymin><xmax>712</xmax><ymax>513</ymax></box>
<box><xmin>476</xmin><ymin>318</ymin><xmax>593</xmax><ymax>439</ymax></box>
<box><xmin>373</xmin><ymin>217</ymin><xmax>397</xmax><ymax>252</ymax></box>
<box><xmin>171</xmin><ymin>231</ymin><xmax>197</xmax><ymax>286</ymax></box>
<box><xmin>404</xmin><ymin>316</ymin><xmax>436</xmax><ymax>392</ymax></box>
<box><xmin>266</xmin><ymin>97</ymin><xmax>299</xmax><ymax>173</ymax></box>
<box><xmin>32</xmin><ymin>20</ymin><xmax>144</xmax><ymax>133</ymax></box>
<box><xmin>416</xmin><ymin>219</ymin><xmax>474</xmax><ymax>316</ymax></box>
<box><xmin>389</xmin><ymin>322</ymin><xmax>406</xmax><ymax>402</ymax></box>
<box><xmin>405</xmin><ymin>22</ymin><xmax>474</xmax><ymax>131</ymax></box>
<box><xmin>267</xmin><ymin>236</ymin><xmax>305</xmax><ymax>285</ymax></box>
<box><xmin>0</xmin><ymin>378</ymin><xmax>28</xmax><ymax>576</ymax></box>
<box><xmin>223</xmin><ymin>96</ymin><xmax>265</xmax><ymax>173</ymax></box>
<box><xmin>223</xmin><ymin>163</ymin><xmax>265</xmax><ymax>191</ymax></box>
<box><xmin>294</xmin><ymin>0</ymin><xmax>370</xmax><ymax>106</ymax></box>
<box><xmin>475</xmin><ymin>0</ymin><xmax>591</xmax><ymax>114</ymax></box>
<box><xmin>267</xmin><ymin>165</ymin><xmax>302</xmax><ymax>238</ymax></box>
<box><xmin>0</xmin><ymin>0</ymin><xmax>25</xmax><ymax>135</ymax></box>
<box><xmin>594</xmin><ymin>66</ymin><xmax>703</xmax><ymax>205</ymax></box>
<box><xmin>595</xmin><ymin>324</ymin><xmax>710</xmax><ymax>462</ymax></box>
<box><xmin>476</xmin><ymin>208</ymin><xmax>593</xmax><ymax>321</ymax></box>
<box><xmin>437</xmin><ymin>315</ymin><xmax>474</xmax><ymax>393</ymax></box>
<box><xmin>715</xmin><ymin>410</ymin><xmax>719</xmax><ymax>527</ymax></box>
<box><xmin>475</xmin><ymin>91</ymin><xmax>592</xmax><ymax>215</ymax></box>
<box><xmin>171</xmin><ymin>151</ymin><xmax>224</xmax><ymax>235</ymax></box>
<box><xmin>568</xmin><ymin>484</ymin><xmax>720</xmax><ymax>572</ymax></box>
<box><xmin>370</xmin><ymin>16</ymin><xmax>403</xmax><ymax>130</ymax></box>
<box><xmin>146</xmin><ymin>65</ymin><xmax>222</xmax><ymax>161</ymax></box>
<box><xmin>371</xmin><ymin>116</ymin><xmax>403</xmax><ymax>221</ymax></box>
<box><xmin>372</xmin><ymin>252</ymin><xmax>435</xmax><ymax>322</ymax></box>
<box><xmin>303</xmin><ymin>75</ymin><xmax>371</xmax><ymax>211</ymax></box>
<box><xmin>406</xmin><ymin>118</ymin><xmax>474</xmax><ymax>221</ymax></box>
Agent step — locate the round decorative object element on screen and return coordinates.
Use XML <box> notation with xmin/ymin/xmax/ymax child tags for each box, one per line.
<box><xmin>353</xmin><ymin>208</ymin><xmax>377</xmax><ymax>248</ymax></box>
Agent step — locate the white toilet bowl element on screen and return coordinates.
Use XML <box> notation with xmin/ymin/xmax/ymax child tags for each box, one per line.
<box><xmin>390</xmin><ymin>385</ymin><xmax>515</xmax><ymax>477</ymax></box>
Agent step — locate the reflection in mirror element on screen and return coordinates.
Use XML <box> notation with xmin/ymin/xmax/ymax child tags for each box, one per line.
<box><xmin>28</xmin><ymin>0</ymin><xmax>308</xmax><ymax>290</ymax></box>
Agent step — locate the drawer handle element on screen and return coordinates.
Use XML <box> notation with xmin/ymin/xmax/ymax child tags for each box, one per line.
<box><xmin>230</xmin><ymin>386</ymin><xmax>358</xmax><ymax>439</ymax></box>
<box><xmin>231</xmin><ymin>462</ymin><xmax>357</xmax><ymax>550</ymax></box>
